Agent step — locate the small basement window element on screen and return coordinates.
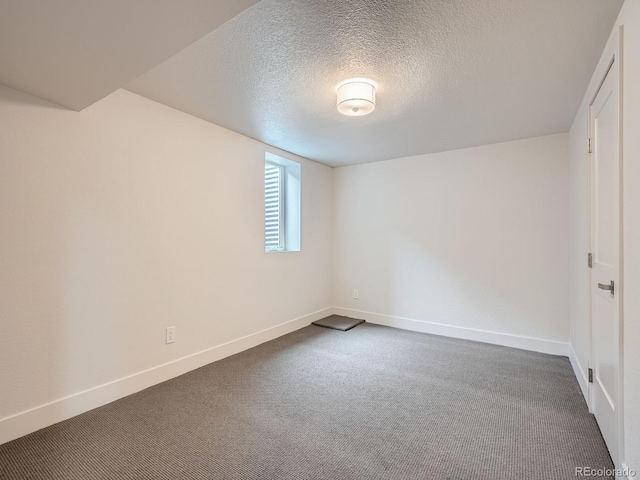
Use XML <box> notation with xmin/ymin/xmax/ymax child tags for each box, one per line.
<box><xmin>264</xmin><ymin>153</ymin><xmax>300</xmax><ymax>252</ymax></box>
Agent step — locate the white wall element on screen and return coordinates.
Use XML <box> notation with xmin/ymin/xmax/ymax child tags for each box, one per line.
<box><xmin>333</xmin><ymin>134</ymin><xmax>570</xmax><ymax>352</ymax></box>
<box><xmin>568</xmin><ymin>0</ymin><xmax>640</xmax><ymax>472</ymax></box>
<box><xmin>0</xmin><ymin>85</ymin><xmax>333</xmax><ymax>443</ymax></box>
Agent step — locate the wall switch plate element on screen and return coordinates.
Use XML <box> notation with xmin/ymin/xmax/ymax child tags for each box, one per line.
<box><xmin>353</xmin><ymin>289</ymin><xmax>359</xmax><ymax>299</ymax></box>
<box><xmin>166</xmin><ymin>326</ymin><xmax>176</xmax><ymax>344</ymax></box>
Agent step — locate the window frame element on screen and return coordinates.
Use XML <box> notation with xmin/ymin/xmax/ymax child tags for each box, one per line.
<box><xmin>264</xmin><ymin>152</ymin><xmax>301</xmax><ymax>253</ymax></box>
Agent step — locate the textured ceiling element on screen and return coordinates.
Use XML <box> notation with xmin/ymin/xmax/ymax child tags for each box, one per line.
<box><xmin>127</xmin><ymin>0</ymin><xmax>623</xmax><ymax>167</ymax></box>
<box><xmin>0</xmin><ymin>0</ymin><xmax>258</xmax><ymax>110</ymax></box>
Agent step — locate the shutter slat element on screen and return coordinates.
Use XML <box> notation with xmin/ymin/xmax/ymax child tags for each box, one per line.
<box><xmin>265</xmin><ymin>162</ymin><xmax>283</xmax><ymax>249</ymax></box>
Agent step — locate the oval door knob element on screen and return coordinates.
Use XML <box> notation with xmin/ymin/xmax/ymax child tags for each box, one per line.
<box><xmin>598</xmin><ymin>281</ymin><xmax>615</xmax><ymax>295</ymax></box>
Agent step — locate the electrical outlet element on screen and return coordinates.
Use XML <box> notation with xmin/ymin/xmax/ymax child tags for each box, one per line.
<box><xmin>353</xmin><ymin>289</ymin><xmax>359</xmax><ymax>299</ymax></box>
<box><xmin>166</xmin><ymin>326</ymin><xmax>176</xmax><ymax>344</ymax></box>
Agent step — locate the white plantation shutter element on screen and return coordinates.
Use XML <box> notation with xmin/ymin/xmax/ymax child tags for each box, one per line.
<box><xmin>265</xmin><ymin>163</ymin><xmax>284</xmax><ymax>250</ymax></box>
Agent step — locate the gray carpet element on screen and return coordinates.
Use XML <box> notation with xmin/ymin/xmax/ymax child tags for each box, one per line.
<box><xmin>312</xmin><ymin>314</ymin><xmax>365</xmax><ymax>331</ymax></box>
<box><xmin>0</xmin><ymin>323</ymin><xmax>613</xmax><ymax>480</ymax></box>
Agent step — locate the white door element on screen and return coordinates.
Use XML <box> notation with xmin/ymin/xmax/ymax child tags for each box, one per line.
<box><xmin>589</xmin><ymin>58</ymin><xmax>620</xmax><ymax>464</ymax></box>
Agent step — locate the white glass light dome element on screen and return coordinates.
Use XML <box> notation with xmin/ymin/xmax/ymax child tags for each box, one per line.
<box><xmin>336</xmin><ymin>78</ymin><xmax>376</xmax><ymax>116</ymax></box>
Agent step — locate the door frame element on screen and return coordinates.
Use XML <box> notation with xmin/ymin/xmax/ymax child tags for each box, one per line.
<box><xmin>586</xmin><ymin>25</ymin><xmax>624</xmax><ymax>468</ymax></box>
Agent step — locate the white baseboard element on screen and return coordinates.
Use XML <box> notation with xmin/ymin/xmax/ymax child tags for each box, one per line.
<box><xmin>0</xmin><ymin>307</ymin><xmax>332</xmax><ymax>446</ymax></box>
<box><xmin>568</xmin><ymin>343</ymin><xmax>590</xmax><ymax>406</ymax></box>
<box><xmin>333</xmin><ymin>307</ymin><xmax>569</xmax><ymax>356</ymax></box>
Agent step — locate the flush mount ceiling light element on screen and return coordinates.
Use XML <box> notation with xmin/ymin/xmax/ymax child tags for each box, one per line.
<box><xmin>336</xmin><ymin>78</ymin><xmax>376</xmax><ymax>116</ymax></box>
